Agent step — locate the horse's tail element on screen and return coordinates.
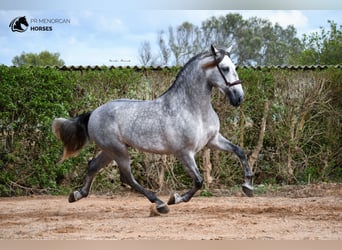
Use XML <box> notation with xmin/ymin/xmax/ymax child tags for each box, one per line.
<box><xmin>52</xmin><ymin>111</ymin><xmax>92</xmax><ymax>163</ymax></box>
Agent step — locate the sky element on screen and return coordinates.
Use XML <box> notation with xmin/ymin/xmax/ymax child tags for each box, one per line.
<box><xmin>1</xmin><ymin>0</ymin><xmax>341</xmax><ymax>66</ymax></box>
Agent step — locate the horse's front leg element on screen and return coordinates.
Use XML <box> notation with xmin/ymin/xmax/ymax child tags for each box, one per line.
<box><xmin>168</xmin><ymin>152</ymin><xmax>203</xmax><ymax>205</ymax></box>
<box><xmin>69</xmin><ymin>152</ymin><xmax>112</xmax><ymax>202</ymax></box>
<box><xmin>208</xmin><ymin>133</ymin><xmax>254</xmax><ymax>197</ymax></box>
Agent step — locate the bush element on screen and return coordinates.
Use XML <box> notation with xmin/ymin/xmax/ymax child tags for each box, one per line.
<box><xmin>0</xmin><ymin>66</ymin><xmax>75</xmax><ymax>195</ymax></box>
<box><xmin>0</xmin><ymin>65</ymin><xmax>341</xmax><ymax>196</ymax></box>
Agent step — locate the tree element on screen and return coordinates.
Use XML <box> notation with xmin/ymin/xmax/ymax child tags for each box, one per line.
<box><xmin>12</xmin><ymin>51</ymin><xmax>65</xmax><ymax>67</ymax></box>
<box><xmin>138</xmin><ymin>41</ymin><xmax>154</xmax><ymax>66</ymax></box>
<box><xmin>294</xmin><ymin>20</ymin><xmax>342</xmax><ymax>65</ymax></box>
<box><xmin>167</xmin><ymin>22</ymin><xmax>202</xmax><ymax>66</ymax></box>
<box><xmin>157</xmin><ymin>30</ymin><xmax>171</xmax><ymax>66</ymax></box>
<box><xmin>201</xmin><ymin>14</ymin><xmax>245</xmax><ymax>63</ymax></box>
<box><xmin>251</xmin><ymin>20</ymin><xmax>303</xmax><ymax>65</ymax></box>
<box><xmin>149</xmin><ymin>13</ymin><xmax>303</xmax><ymax>66</ymax></box>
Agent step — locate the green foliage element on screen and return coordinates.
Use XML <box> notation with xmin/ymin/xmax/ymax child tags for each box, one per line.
<box><xmin>0</xmin><ymin>66</ymin><xmax>75</xmax><ymax>195</ymax></box>
<box><xmin>149</xmin><ymin>13</ymin><xmax>303</xmax><ymax>66</ymax></box>
<box><xmin>12</xmin><ymin>51</ymin><xmax>65</xmax><ymax>67</ymax></box>
<box><xmin>294</xmin><ymin>20</ymin><xmax>342</xmax><ymax>65</ymax></box>
<box><xmin>200</xmin><ymin>189</ymin><xmax>213</xmax><ymax>197</ymax></box>
<box><xmin>0</xmin><ymin>66</ymin><xmax>341</xmax><ymax>196</ymax></box>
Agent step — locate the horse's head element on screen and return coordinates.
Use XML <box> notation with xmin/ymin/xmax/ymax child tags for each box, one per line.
<box><xmin>19</xmin><ymin>16</ymin><xmax>29</xmax><ymax>27</ymax></box>
<box><xmin>9</xmin><ymin>16</ymin><xmax>29</xmax><ymax>32</ymax></box>
<box><xmin>202</xmin><ymin>45</ymin><xmax>244</xmax><ymax>107</ymax></box>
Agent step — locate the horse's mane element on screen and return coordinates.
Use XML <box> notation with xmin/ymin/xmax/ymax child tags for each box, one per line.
<box><xmin>158</xmin><ymin>51</ymin><xmax>212</xmax><ymax>98</ymax></box>
<box><xmin>159</xmin><ymin>48</ymin><xmax>230</xmax><ymax>98</ymax></box>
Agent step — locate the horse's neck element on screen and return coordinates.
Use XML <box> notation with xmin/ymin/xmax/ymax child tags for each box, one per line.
<box><xmin>158</xmin><ymin>70</ymin><xmax>212</xmax><ymax>112</ymax></box>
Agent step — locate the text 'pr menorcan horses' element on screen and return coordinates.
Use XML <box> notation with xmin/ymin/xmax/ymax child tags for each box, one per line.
<box><xmin>52</xmin><ymin>45</ymin><xmax>254</xmax><ymax>214</ymax></box>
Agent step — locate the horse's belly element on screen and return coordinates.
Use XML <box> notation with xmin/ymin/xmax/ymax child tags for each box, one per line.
<box><xmin>123</xmin><ymin>130</ymin><xmax>171</xmax><ymax>154</ymax></box>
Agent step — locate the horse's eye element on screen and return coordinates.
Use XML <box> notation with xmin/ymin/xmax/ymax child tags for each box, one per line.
<box><xmin>221</xmin><ymin>66</ymin><xmax>230</xmax><ymax>72</ymax></box>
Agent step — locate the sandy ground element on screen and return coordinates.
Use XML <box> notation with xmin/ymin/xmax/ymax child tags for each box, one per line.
<box><xmin>0</xmin><ymin>184</ymin><xmax>341</xmax><ymax>240</ymax></box>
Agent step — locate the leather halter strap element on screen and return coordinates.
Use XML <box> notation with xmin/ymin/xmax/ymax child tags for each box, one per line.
<box><xmin>216</xmin><ymin>63</ymin><xmax>242</xmax><ymax>87</ymax></box>
<box><xmin>212</xmin><ymin>48</ymin><xmax>242</xmax><ymax>87</ymax></box>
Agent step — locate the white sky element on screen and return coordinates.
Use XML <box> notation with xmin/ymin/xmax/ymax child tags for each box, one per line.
<box><xmin>1</xmin><ymin>0</ymin><xmax>341</xmax><ymax>66</ymax></box>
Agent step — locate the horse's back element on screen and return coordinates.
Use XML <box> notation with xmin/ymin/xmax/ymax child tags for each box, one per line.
<box><xmin>88</xmin><ymin>99</ymin><xmax>171</xmax><ymax>152</ymax></box>
<box><xmin>90</xmin><ymin>97</ymin><xmax>219</xmax><ymax>155</ymax></box>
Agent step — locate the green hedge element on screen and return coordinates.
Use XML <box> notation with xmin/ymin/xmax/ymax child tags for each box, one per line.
<box><xmin>0</xmin><ymin>65</ymin><xmax>341</xmax><ymax>196</ymax></box>
<box><xmin>0</xmin><ymin>67</ymin><xmax>74</xmax><ymax>195</ymax></box>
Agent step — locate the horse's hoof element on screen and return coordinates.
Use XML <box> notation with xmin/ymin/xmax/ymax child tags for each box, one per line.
<box><xmin>68</xmin><ymin>192</ymin><xmax>76</xmax><ymax>203</ymax></box>
<box><xmin>68</xmin><ymin>191</ymin><xmax>83</xmax><ymax>203</ymax></box>
<box><xmin>149</xmin><ymin>204</ymin><xmax>161</xmax><ymax>217</ymax></box>
<box><xmin>167</xmin><ymin>193</ymin><xmax>175</xmax><ymax>205</ymax></box>
<box><xmin>242</xmin><ymin>183</ymin><xmax>254</xmax><ymax>197</ymax></box>
<box><xmin>149</xmin><ymin>203</ymin><xmax>170</xmax><ymax>217</ymax></box>
<box><xmin>157</xmin><ymin>203</ymin><xmax>170</xmax><ymax>214</ymax></box>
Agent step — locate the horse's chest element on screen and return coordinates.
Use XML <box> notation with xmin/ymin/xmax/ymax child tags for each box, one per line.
<box><xmin>191</xmin><ymin>117</ymin><xmax>219</xmax><ymax>152</ymax></box>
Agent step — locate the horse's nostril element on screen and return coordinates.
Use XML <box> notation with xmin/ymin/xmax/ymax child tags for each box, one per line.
<box><xmin>232</xmin><ymin>95</ymin><xmax>243</xmax><ymax>107</ymax></box>
<box><xmin>238</xmin><ymin>95</ymin><xmax>244</xmax><ymax>105</ymax></box>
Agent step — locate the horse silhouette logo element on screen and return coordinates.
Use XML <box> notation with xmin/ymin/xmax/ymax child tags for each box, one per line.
<box><xmin>9</xmin><ymin>16</ymin><xmax>29</xmax><ymax>32</ymax></box>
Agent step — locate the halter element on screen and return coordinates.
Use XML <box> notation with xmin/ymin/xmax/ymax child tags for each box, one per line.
<box><xmin>216</xmin><ymin>63</ymin><xmax>242</xmax><ymax>87</ymax></box>
<box><xmin>212</xmin><ymin>47</ymin><xmax>242</xmax><ymax>87</ymax></box>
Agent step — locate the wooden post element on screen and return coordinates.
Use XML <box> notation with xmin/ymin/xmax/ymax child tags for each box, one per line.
<box><xmin>202</xmin><ymin>148</ymin><xmax>213</xmax><ymax>189</ymax></box>
<box><xmin>248</xmin><ymin>100</ymin><xmax>270</xmax><ymax>171</ymax></box>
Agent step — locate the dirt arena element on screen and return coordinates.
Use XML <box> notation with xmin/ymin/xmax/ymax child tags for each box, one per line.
<box><xmin>0</xmin><ymin>184</ymin><xmax>341</xmax><ymax>240</ymax></box>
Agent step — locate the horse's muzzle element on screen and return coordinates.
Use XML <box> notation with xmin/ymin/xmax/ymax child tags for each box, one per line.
<box><xmin>228</xmin><ymin>90</ymin><xmax>244</xmax><ymax>107</ymax></box>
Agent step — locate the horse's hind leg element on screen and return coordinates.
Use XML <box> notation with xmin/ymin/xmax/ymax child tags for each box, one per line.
<box><xmin>69</xmin><ymin>152</ymin><xmax>112</xmax><ymax>202</ymax></box>
<box><xmin>112</xmin><ymin>145</ymin><xmax>170</xmax><ymax>214</ymax></box>
<box><xmin>168</xmin><ymin>152</ymin><xmax>203</xmax><ymax>205</ymax></box>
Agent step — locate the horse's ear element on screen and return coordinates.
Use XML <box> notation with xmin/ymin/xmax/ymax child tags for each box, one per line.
<box><xmin>226</xmin><ymin>45</ymin><xmax>233</xmax><ymax>54</ymax></box>
<box><xmin>202</xmin><ymin>46</ymin><xmax>225</xmax><ymax>69</ymax></box>
<box><xmin>211</xmin><ymin>44</ymin><xmax>219</xmax><ymax>56</ymax></box>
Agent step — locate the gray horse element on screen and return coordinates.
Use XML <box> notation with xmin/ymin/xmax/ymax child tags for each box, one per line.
<box><xmin>52</xmin><ymin>45</ymin><xmax>253</xmax><ymax>214</ymax></box>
